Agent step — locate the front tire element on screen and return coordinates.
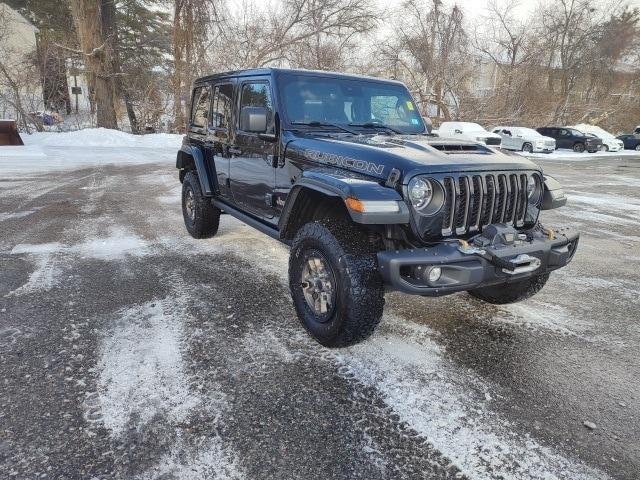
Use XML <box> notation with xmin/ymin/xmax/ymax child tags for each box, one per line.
<box><xmin>182</xmin><ymin>170</ymin><xmax>220</xmax><ymax>239</ymax></box>
<box><xmin>522</xmin><ymin>142</ymin><xmax>533</xmax><ymax>153</ymax></box>
<box><xmin>468</xmin><ymin>273</ymin><xmax>550</xmax><ymax>305</ymax></box>
<box><xmin>573</xmin><ymin>142</ymin><xmax>585</xmax><ymax>153</ymax></box>
<box><xmin>289</xmin><ymin>220</ymin><xmax>384</xmax><ymax>347</ymax></box>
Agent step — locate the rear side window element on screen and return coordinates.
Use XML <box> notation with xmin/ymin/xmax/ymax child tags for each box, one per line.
<box><xmin>211</xmin><ymin>83</ymin><xmax>233</xmax><ymax>129</ymax></box>
<box><xmin>191</xmin><ymin>86</ymin><xmax>210</xmax><ymax>128</ymax></box>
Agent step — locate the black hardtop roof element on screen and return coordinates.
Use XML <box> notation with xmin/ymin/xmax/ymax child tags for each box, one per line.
<box><xmin>194</xmin><ymin>67</ymin><xmax>405</xmax><ymax>86</ymax></box>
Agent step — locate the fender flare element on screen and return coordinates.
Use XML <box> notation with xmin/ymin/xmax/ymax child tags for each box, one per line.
<box><xmin>278</xmin><ymin>169</ymin><xmax>410</xmax><ymax>235</ymax></box>
<box><xmin>176</xmin><ymin>144</ymin><xmax>214</xmax><ymax>196</ymax></box>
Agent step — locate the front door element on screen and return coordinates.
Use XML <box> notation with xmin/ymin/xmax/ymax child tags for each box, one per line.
<box><xmin>230</xmin><ymin>80</ymin><xmax>276</xmax><ymax>219</ymax></box>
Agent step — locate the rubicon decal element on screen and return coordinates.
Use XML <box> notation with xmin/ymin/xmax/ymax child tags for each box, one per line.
<box><xmin>304</xmin><ymin>149</ymin><xmax>385</xmax><ymax>175</ymax></box>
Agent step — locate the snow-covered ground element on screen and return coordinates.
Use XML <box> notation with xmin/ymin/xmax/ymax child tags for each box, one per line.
<box><xmin>1</xmin><ymin>130</ymin><xmax>639</xmax><ymax>479</ymax></box>
<box><xmin>0</xmin><ymin>128</ymin><xmax>182</xmax><ymax>176</ymax></box>
<box><xmin>517</xmin><ymin>148</ymin><xmax>640</xmax><ymax>161</ymax></box>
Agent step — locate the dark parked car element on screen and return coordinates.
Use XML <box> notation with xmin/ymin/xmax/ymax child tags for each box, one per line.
<box><xmin>537</xmin><ymin>127</ymin><xmax>602</xmax><ymax>153</ymax></box>
<box><xmin>617</xmin><ymin>134</ymin><xmax>640</xmax><ymax>151</ymax></box>
<box><xmin>176</xmin><ymin>68</ymin><xmax>578</xmax><ymax>347</ymax></box>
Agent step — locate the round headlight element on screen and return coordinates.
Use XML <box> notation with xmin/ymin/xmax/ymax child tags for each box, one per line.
<box><xmin>527</xmin><ymin>174</ymin><xmax>542</xmax><ymax>203</ymax></box>
<box><xmin>408</xmin><ymin>177</ymin><xmax>433</xmax><ymax>210</ymax></box>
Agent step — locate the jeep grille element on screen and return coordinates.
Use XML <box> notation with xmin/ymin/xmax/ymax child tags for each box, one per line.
<box><xmin>440</xmin><ymin>172</ymin><xmax>529</xmax><ymax>236</ymax></box>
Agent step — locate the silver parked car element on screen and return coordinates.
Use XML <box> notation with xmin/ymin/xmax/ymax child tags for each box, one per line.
<box><xmin>492</xmin><ymin>126</ymin><xmax>556</xmax><ymax>153</ymax></box>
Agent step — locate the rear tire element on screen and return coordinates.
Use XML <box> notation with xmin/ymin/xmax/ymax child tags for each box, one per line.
<box><xmin>603</xmin><ymin>145</ymin><xmax>609</xmax><ymax>152</ymax></box>
<box><xmin>573</xmin><ymin>142</ymin><xmax>585</xmax><ymax>153</ymax></box>
<box><xmin>289</xmin><ymin>220</ymin><xmax>384</xmax><ymax>347</ymax></box>
<box><xmin>468</xmin><ymin>273</ymin><xmax>550</xmax><ymax>305</ymax></box>
<box><xmin>182</xmin><ymin>170</ymin><xmax>220</xmax><ymax>239</ymax></box>
<box><xmin>635</xmin><ymin>144</ymin><xmax>640</xmax><ymax>151</ymax></box>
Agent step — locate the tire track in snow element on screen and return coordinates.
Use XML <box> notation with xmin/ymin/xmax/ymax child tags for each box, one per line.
<box><xmin>335</xmin><ymin>316</ymin><xmax>609</xmax><ymax>480</ymax></box>
<box><xmin>94</xmin><ymin>282</ymin><xmax>245</xmax><ymax>478</ymax></box>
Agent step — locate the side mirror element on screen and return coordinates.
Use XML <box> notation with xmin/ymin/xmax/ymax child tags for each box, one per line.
<box><xmin>240</xmin><ymin>106</ymin><xmax>269</xmax><ymax>133</ymax></box>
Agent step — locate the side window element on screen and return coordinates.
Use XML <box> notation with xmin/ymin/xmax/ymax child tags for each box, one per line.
<box><xmin>559</xmin><ymin>129</ymin><xmax>569</xmax><ymax>137</ymax></box>
<box><xmin>191</xmin><ymin>86</ymin><xmax>210</xmax><ymax>129</ymax></box>
<box><xmin>211</xmin><ymin>83</ymin><xmax>233</xmax><ymax>129</ymax></box>
<box><xmin>239</xmin><ymin>82</ymin><xmax>273</xmax><ymax>131</ymax></box>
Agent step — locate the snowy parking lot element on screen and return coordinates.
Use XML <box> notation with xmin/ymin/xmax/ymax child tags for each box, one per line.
<box><xmin>1</xmin><ymin>131</ymin><xmax>639</xmax><ymax>479</ymax></box>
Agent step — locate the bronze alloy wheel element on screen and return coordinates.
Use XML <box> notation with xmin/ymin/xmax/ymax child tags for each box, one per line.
<box><xmin>300</xmin><ymin>250</ymin><xmax>337</xmax><ymax>321</ymax></box>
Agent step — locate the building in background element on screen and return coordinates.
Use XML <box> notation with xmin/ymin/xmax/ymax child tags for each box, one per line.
<box><xmin>0</xmin><ymin>2</ymin><xmax>43</xmax><ymax>125</ymax></box>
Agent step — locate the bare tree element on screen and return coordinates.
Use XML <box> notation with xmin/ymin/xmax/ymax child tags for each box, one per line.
<box><xmin>68</xmin><ymin>0</ymin><xmax>119</xmax><ymax>129</ymax></box>
<box><xmin>206</xmin><ymin>0</ymin><xmax>377</xmax><ymax>71</ymax></box>
<box><xmin>172</xmin><ymin>0</ymin><xmax>219</xmax><ymax>132</ymax></box>
<box><xmin>375</xmin><ymin>0</ymin><xmax>471</xmax><ymax>122</ymax></box>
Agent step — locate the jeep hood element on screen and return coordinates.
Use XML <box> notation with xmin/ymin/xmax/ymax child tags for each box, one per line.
<box><xmin>285</xmin><ymin>132</ymin><xmax>540</xmax><ymax>181</ymax></box>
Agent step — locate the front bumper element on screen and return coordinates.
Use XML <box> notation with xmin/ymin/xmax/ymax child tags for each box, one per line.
<box><xmin>533</xmin><ymin>145</ymin><xmax>555</xmax><ymax>153</ymax></box>
<box><xmin>377</xmin><ymin>226</ymin><xmax>579</xmax><ymax>296</ymax></box>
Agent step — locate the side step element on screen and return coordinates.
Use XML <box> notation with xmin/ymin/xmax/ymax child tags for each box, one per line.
<box><xmin>212</xmin><ymin>198</ymin><xmax>288</xmax><ymax>244</ymax></box>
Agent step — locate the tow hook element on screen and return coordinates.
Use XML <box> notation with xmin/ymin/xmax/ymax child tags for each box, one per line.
<box><xmin>455</xmin><ymin>227</ymin><xmax>542</xmax><ymax>274</ymax></box>
<box><xmin>502</xmin><ymin>254</ymin><xmax>541</xmax><ymax>275</ymax></box>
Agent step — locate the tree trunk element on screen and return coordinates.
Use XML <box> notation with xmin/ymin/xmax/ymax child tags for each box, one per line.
<box><xmin>101</xmin><ymin>0</ymin><xmax>139</xmax><ymax>133</ymax></box>
<box><xmin>172</xmin><ymin>1</ymin><xmax>186</xmax><ymax>133</ymax></box>
<box><xmin>69</xmin><ymin>0</ymin><xmax>118</xmax><ymax>129</ymax></box>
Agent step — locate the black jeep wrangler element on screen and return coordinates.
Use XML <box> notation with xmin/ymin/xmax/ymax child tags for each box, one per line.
<box><xmin>177</xmin><ymin>68</ymin><xmax>578</xmax><ymax>347</ymax></box>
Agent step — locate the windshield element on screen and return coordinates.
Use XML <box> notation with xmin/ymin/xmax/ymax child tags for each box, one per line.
<box><xmin>278</xmin><ymin>74</ymin><xmax>425</xmax><ymax>134</ymax></box>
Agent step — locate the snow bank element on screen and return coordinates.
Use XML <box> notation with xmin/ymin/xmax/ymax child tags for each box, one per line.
<box><xmin>0</xmin><ymin>129</ymin><xmax>179</xmax><ymax>175</ymax></box>
<box><xmin>518</xmin><ymin>148</ymin><xmax>640</xmax><ymax>161</ymax></box>
<box><xmin>21</xmin><ymin>128</ymin><xmax>182</xmax><ymax>148</ymax></box>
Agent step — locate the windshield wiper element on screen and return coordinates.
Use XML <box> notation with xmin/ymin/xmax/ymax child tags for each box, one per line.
<box><xmin>349</xmin><ymin>121</ymin><xmax>404</xmax><ymax>134</ymax></box>
<box><xmin>291</xmin><ymin>121</ymin><xmax>359</xmax><ymax>135</ymax></box>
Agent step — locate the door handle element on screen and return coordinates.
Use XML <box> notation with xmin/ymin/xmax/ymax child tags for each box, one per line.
<box><xmin>228</xmin><ymin>147</ymin><xmax>242</xmax><ymax>155</ymax></box>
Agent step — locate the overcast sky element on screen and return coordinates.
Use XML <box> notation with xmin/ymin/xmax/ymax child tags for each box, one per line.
<box><xmin>378</xmin><ymin>0</ymin><xmax>640</xmax><ymax>19</ymax></box>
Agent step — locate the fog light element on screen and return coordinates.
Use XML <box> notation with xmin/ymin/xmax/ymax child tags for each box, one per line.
<box><xmin>428</xmin><ymin>266</ymin><xmax>442</xmax><ymax>283</ymax></box>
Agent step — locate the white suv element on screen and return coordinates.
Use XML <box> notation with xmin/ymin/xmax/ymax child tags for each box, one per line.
<box><xmin>438</xmin><ymin>122</ymin><xmax>502</xmax><ymax>146</ymax></box>
<box><xmin>570</xmin><ymin>124</ymin><xmax>624</xmax><ymax>152</ymax></box>
<box><xmin>492</xmin><ymin>126</ymin><xmax>556</xmax><ymax>153</ymax></box>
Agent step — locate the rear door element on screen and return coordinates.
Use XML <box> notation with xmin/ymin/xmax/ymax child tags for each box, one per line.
<box><xmin>557</xmin><ymin>128</ymin><xmax>573</xmax><ymax>149</ymax></box>
<box><xmin>188</xmin><ymin>85</ymin><xmax>211</xmax><ymax>150</ymax></box>
<box><xmin>229</xmin><ymin>78</ymin><xmax>277</xmax><ymax>219</ymax></box>
<box><xmin>207</xmin><ymin>81</ymin><xmax>235</xmax><ymax>201</ymax></box>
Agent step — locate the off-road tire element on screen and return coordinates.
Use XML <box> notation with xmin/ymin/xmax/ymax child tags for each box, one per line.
<box><xmin>573</xmin><ymin>142</ymin><xmax>585</xmax><ymax>153</ymax></box>
<box><xmin>182</xmin><ymin>170</ymin><xmax>220</xmax><ymax>239</ymax></box>
<box><xmin>468</xmin><ymin>273</ymin><xmax>550</xmax><ymax>305</ymax></box>
<box><xmin>289</xmin><ymin>220</ymin><xmax>384</xmax><ymax>348</ymax></box>
<box><xmin>522</xmin><ymin>142</ymin><xmax>533</xmax><ymax>153</ymax></box>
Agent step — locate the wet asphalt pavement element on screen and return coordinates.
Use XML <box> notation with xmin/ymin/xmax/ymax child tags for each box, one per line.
<box><xmin>0</xmin><ymin>148</ymin><xmax>638</xmax><ymax>479</ymax></box>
